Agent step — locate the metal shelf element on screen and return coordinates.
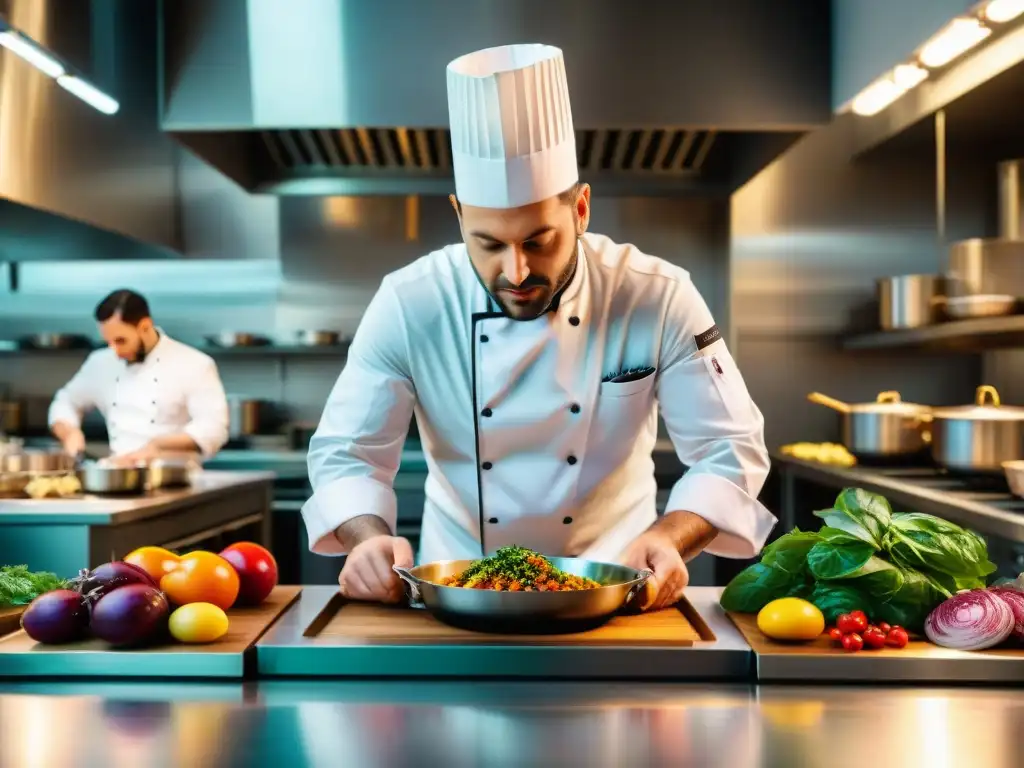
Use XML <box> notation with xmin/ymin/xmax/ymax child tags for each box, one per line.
<box><xmin>0</xmin><ymin>345</ymin><xmax>350</xmax><ymax>358</ymax></box>
<box><xmin>842</xmin><ymin>315</ymin><xmax>1024</xmax><ymax>353</ymax></box>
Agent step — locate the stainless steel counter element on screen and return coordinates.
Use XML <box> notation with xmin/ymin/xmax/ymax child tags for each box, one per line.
<box><xmin>0</xmin><ymin>681</ymin><xmax>1019</xmax><ymax>767</ymax></box>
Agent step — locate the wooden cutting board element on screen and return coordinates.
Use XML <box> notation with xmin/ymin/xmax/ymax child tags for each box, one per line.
<box><xmin>0</xmin><ymin>586</ymin><xmax>301</xmax><ymax>678</ymax></box>
<box><xmin>0</xmin><ymin>606</ymin><xmax>26</xmax><ymax>637</ymax></box>
<box><xmin>727</xmin><ymin>611</ymin><xmax>1024</xmax><ymax>683</ymax></box>
<box><xmin>310</xmin><ymin>594</ymin><xmax>716</xmax><ymax>647</ymax></box>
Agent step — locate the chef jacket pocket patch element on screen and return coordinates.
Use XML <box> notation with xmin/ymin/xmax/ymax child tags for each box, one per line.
<box><xmin>598</xmin><ymin>369</ymin><xmax>656</xmax><ymax>398</ymax></box>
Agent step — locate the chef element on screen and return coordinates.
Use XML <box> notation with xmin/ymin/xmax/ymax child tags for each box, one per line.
<box><xmin>304</xmin><ymin>43</ymin><xmax>776</xmax><ymax>609</ymax></box>
<box><xmin>48</xmin><ymin>289</ymin><xmax>230</xmax><ymax>465</ymax></box>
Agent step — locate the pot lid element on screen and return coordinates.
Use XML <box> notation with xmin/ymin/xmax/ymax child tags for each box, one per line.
<box><xmin>848</xmin><ymin>391</ymin><xmax>929</xmax><ymax>415</ymax></box>
<box><xmin>930</xmin><ymin>385</ymin><xmax>1024</xmax><ymax>420</ymax></box>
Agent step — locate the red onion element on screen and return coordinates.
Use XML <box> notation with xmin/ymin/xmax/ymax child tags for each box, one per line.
<box><xmin>989</xmin><ymin>587</ymin><xmax>1024</xmax><ymax>639</ymax></box>
<box><xmin>90</xmin><ymin>584</ymin><xmax>170</xmax><ymax>647</ymax></box>
<box><xmin>924</xmin><ymin>589</ymin><xmax>1015</xmax><ymax>650</ymax></box>
<box><xmin>21</xmin><ymin>589</ymin><xmax>90</xmax><ymax>644</ymax></box>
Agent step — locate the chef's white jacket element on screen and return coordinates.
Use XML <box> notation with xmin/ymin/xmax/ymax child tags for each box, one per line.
<box><xmin>304</xmin><ymin>233</ymin><xmax>776</xmax><ymax>564</ymax></box>
<box><xmin>48</xmin><ymin>331</ymin><xmax>229</xmax><ymax>458</ymax></box>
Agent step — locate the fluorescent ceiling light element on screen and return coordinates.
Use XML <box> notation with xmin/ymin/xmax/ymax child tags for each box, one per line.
<box><xmin>57</xmin><ymin>75</ymin><xmax>119</xmax><ymax>115</ymax></box>
<box><xmin>984</xmin><ymin>0</ymin><xmax>1024</xmax><ymax>23</ymax></box>
<box><xmin>893</xmin><ymin>63</ymin><xmax>928</xmax><ymax>90</ymax></box>
<box><xmin>852</xmin><ymin>78</ymin><xmax>905</xmax><ymax>116</ymax></box>
<box><xmin>0</xmin><ymin>31</ymin><xmax>64</xmax><ymax>78</ymax></box>
<box><xmin>919</xmin><ymin>18</ymin><xmax>992</xmax><ymax>68</ymax></box>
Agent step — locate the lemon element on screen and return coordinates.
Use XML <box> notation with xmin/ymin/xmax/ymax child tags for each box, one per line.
<box><xmin>756</xmin><ymin>597</ymin><xmax>825</xmax><ymax>641</ymax></box>
<box><xmin>168</xmin><ymin>602</ymin><xmax>230</xmax><ymax>644</ymax></box>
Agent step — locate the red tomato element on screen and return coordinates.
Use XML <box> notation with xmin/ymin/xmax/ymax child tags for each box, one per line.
<box><xmin>219</xmin><ymin>542</ymin><xmax>278</xmax><ymax>605</ymax></box>
<box><xmin>836</xmin><ymin>613</ymin><xmax>867</xmax><ymax>634</ymax></box>
<box><xmin>849</xmin><ymin>609</ymin><xmax>868</xmax><ymax>623</ymax></box>
<box><xmin>862</xmin><ymin>627</ymin><xmax>887</xmax><ymax>649</ymax></box>
<box><xmin>828</xmin><ymin>627</ymin><xmax>843</xmax><ymax>643</ymax></box>
<box><xmin>841</xmin><ymin>633</ymin><xmax>863</xmax><ymax>653</ymax></box>
<box><xmin>877</xmin><ymin>622</ymin><xmax>891</xmax><ymax>634</ymax></box>
<box><xmin>885</xmin><ymin>627</ymin><xmax>909</xmax><ymax>649</ymax></box>
<box><xmin>160</xmin><ymin>551</ymin><xmax>240</xmax><ymax>610</ymax></box>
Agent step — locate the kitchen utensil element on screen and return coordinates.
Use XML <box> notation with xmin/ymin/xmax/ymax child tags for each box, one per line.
<box><xmin>76</xmin><ymin>463</ymin><xmax>146</xmax><ymax>494</ymax></box>
<box><xmin>204</xmin><ymin>332</ymin><xmax>270</xmax><ymax>348</ymax></box>
<box><xmin>146</xmin><ymin>457</ymin><xmax>195</xmax><ymax>490</ymax></box>
<box><xmin>0</xmin><ymin>400</ymin><xmax>24</xmax><ymax>435</ymax></box>
<box><xmin>929</xmin><ymin>385</ymin><xmax>1024</xmax><ymax>473</ymax></box>
<box><xmin>294</xmin><ymin>330</ymin><xmax>342</xmax><ymax>346</ymax></box>
<box><xmin>228</xmin><ymin>396</ymin><xmax>265</xmax><ymax>438</ymax></box>
<box><xmin>19</xmin><ymin>333</ymin><xmax>92</xmax><ymax>350</ymax></box>
<box><xmin>807</xmin><ymin>391</ymin><xmax>931</xmax><ymax>458</ymax></box>
<box><xmin>1002</xmin><ymin>460</ymin><xmax>1024</xmax><ymax>498</ymax></box>
<box><xmin>877</xmin><ymin>274</ymin><xmax>946</xmax><ymax>330</ymax></box>
<box><xmin>393</xmin><ymin>558</ymin><xmax>652</xmax><ymax>633</ymax></box>
<box><xmin>939</xmin><ymin>294</ymin><xmax>1017</xmax><ymax>320</ymax></box>
<box><xmin>0</xmin><ymin>450</ymin><xmax>76</xmax><ymax>473</ymax></box>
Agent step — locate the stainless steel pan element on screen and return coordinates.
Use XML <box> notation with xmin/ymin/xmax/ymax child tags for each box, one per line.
<box><xmin>76</xmin><ymin>463</ymin><xmax>146</xmax><ymax>494</ymax></box>
<box><xmin>393</xmin><ymin>558</ymin><xmax>652</xmax><ymax>633</ymax></box>
<box><xmin>929</xmin><ymin>385</ymin><xmax>1024</xmax><ymax>473</ymax></box>
<box><xmin>807</xmin><ymin>391</ymin><xmax>931</xmax><ymax>457</ymax></box>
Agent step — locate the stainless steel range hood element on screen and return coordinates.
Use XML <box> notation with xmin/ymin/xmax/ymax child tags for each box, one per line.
<box><xmin>160</xmin><ymin>0</ymin><xmax>830</xmax><ymax>197</ymax></box>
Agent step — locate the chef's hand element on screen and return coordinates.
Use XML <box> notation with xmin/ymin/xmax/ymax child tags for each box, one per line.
<box><xmin>338</xmin><ymin>535</ymin><xmax>415</xmax><ymax>604</ymax></box>
<box><xmin>60</xmin><ymin>429</ymin><xmax>86</xmax><ymax>458</ymax></box>
<box><xmin>109</xmin><ymin>440</ymin><xmax>160</xmax><ymax>467</ymax></box>
<box><xmin>621</xmin><ymin>531</ymin><xmax>689</xmax><ymax>611</ymax></box>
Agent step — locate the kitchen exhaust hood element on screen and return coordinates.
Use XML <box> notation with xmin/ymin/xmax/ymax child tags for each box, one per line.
<box><xmin>160</xmin><ymin>0</ymin><xmax>831</xmax><ymax>197</ymax></box>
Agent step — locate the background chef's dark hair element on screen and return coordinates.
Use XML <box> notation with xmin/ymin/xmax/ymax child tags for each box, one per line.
<box><xmin>94</xmin><ymin>289</ymin><xmax>151</xmax><ymax>325</ymax></box>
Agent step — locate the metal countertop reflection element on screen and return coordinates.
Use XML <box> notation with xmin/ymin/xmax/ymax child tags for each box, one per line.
<box><xmin>0</xmin><ymin>681</ymin><xmax>1021</xmax><ymax>767</ymax></box>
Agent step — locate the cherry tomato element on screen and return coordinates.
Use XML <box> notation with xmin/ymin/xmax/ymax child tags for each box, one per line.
<box><xmin>168</xmin><ymin>602</ymin><xmax>229</xmax><ymax>644</ymax></box>
<box><xmin>841</xmin><ymin>632</ymin><xmax>863</xmax><ymax>652</ymax></box>
<box><xmin>160</xmin><ymin>551</ymin><xmax>240</xmax><ymax>610</ymax></box>
<box><xmin>836</xmin><ymin>612</ymin><xmax>867</xmax><ymax>634</ymax></box>
<box><xmin>877</xmin><ymin>622</ymin><xmax>891</xmax><ymax>634</ymax></box>
<box><xmin>219</xmin><ymin>542</ymin><xmax>278</xmax><ymax>605</ymax></box>
<box><xmin>862</xmin><ymin>626</ymin><xmax>887</xmax><ymax>649</ymax></box>
<box><xmin>885</xmin><ymin>627</ymin><xmax>909</xmax><ymax>649</ymax></box>
<box><xmin>828</xmin><ymin>627</ymin><xmax>843</xmax><ymax>643</ymax></box>
<box><xmin>850</xmin><ymin>609</ymin><xmax>868</xmax><ymax>624</ymax></box>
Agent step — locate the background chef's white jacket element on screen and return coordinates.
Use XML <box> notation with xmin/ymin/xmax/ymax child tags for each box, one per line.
<box><xmin>48</xmin><ymin>331</ymin><xmax>229</xmax><ymax>458</ymax></box>
<box><xmin>304</xmin><ymin>233</ymin><xmax>776</xmax><ymax>564</ymax></box>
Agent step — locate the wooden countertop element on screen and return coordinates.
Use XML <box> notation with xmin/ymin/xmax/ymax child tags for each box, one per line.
<box><xmin>0</xmin><ymin>470</ymin><xmax>275</xmax><ymax>525</ymax></box>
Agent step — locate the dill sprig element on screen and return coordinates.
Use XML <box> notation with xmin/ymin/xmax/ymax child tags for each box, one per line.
<box><xmin>0</xmin><ymin>565</ymin><xmax>68</xmax><ymax>606</ymax></box>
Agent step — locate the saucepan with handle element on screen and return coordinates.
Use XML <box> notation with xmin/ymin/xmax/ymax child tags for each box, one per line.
<box><xmin>393</xmin><ymin>557</ymin><xmax>653</xmax><ymax>633</ymax></box>
<box><xmin>807</xmin><ymin>390</ymin><xmax>932</xmax><ymax>458</ymax></box>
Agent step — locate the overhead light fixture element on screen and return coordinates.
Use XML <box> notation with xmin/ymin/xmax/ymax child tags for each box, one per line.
<box><xmin>919</xmin><ymin>17</ymin><xmax>992</xmax><ymax>68</ymax></box>
<box><xmin>893</xmin><ymin>63</ymin><xmax>928</xmax><ymax>90</ymax></box>
<box><xmin>57</xmin><ymin>75</ymin><xmax>119</xmax><ymax>115</ymax></box>
<box><xmin>0</xmin><ymin>30</ymin><xmax>64</xmax><ymax>78</ymax></box>
<box><xmin>984</xmin><ymin>0</ymin><xmax>1024</xmax><ymax>23</ymax></box>
<box><xmin>852</xmin><ymin>78</ymin><xmax>905</xmax><ymax>116</ymax></box>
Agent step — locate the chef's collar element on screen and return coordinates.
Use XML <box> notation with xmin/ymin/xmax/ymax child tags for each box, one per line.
<box><xmin>482</xmin><ymin>239</ymin><xmax>587</xmax><ymax>319</ymax></box>
<box><xmin>127</xmin><ymin>327</ymin><xmax>167</xmax><ymax>366</ymax></box>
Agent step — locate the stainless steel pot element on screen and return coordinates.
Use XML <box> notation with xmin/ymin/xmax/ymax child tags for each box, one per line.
<box><xmin>146</xmin><ymin>458</ymin><xmax>194</xmax><ymax>490</ymax></box>
<box><xmin>393</xmin><ymin>558</ymin><xmax>652</xmax><ymax>633</ymax></box>
<box><xmin>228</xmin><ymin>396</ymin><xmax>265</xmax><ymax>438</ymax></box>
<box><xmin>807</xmin><ymin>391</ymin><xmax>932</xmax><ymax>457</ymax></box>
<box><xmin>20</xmin><ymin>333</ymin><xmax>92</xmax><ymax>350</ymax></box>
<box><xmin>0</xmin><ymin>400</ymin><xmax>23</xmax><ymax>435</ymax></box>
<box><xmin>940</xmin><ymin>294</ymin><xmax>1017</xmax><ymax>320</ymax></box>
<box><xmin>929</xmin><ymin>385</ymin><xmax>1024</xmax><ymax>473</ymax></box>
<box><xmin>295</xmin><ymin>330</ymin><xmax>342</xmax><ymax>346</ymax></box>
<box><xmin>0</xmin><ymin>450</ymin><xmax>76</xmax><ymax>473</ymax></box>
<box><xmin>76</xmin><ymin>463</ymin><xmax>146</xmax><ymax>494</ymax></box>
<box><xmin>877</xmin><ymin>275</ymin><xmax>946</xmax><ymax>330</ymax></box>
<box><xmin>930</xmin><ymin>385</ymin><xmax>1024</xmax><ymax>472</ymax></box>
<box><xmin>205</xmin><ymin>332</ymin><xmax>270</xmax><ymax>348</ymax></box>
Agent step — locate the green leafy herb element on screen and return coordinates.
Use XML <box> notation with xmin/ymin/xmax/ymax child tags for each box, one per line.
<box><xmin>872</xmin><ymin>566</ymin><xmax>944</xmax><ymax>632</ymax></box>
<box><xmin>884</xmin><ymin>512</ymin><xmax>997</xmax><ymax>580</ymax></box>
<box><xmin>806</xmin><ymin>537</ymin><xmax>875</xmax><ymax>579</ymax></box>
<box><xmin>0</xmin><ymin>565</ymin><xmax>67</xmax><ymax>607</ymax></box>
<box><xmin>719</xmin><ymin>563</ymin><xmax>809</xmax><ymax>613</ymax></box>
<box><xmin>760</xmin><ymin>529</ymin><xmax>821</xmax><ymax>575</ymax></box>
<box><xmin>808</xmin><ymin>581</ymin><xmax>875</xmax><ymax>624</ymax></box>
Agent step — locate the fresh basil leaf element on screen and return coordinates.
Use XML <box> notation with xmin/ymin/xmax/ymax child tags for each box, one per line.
<box><xmin>806</xmin><ymin>539</ymin><xmax>875</xmax><ymax>580</ymax></box>
<box><xmin>889</xmin><ymin>512</ymin><xmax>997</xmax><ymax>579</ymax></box>
<box><xmin>843</xmin><ymin>556</ymin><xmax>905</xmax><ymax>599</ymax></box>
<box><xmin>873</xmin><ymin>566</ymin><xmax>945</xmax><ymax>633</ymax></box>
<box><xmin>813</xmin><ymin>509</ymin><xmax>881</xmax><ymax>548</ymax></box>
<box><xmin>836</xmin><ymin>487</ymin><xmax>892</xmax><ymax>540</ymax></box>
<box><xmin>720</xmin><ymin>563</ymin><xmax>801</xmax><ymax>613</ymax></box>
<box><xmin>817</xmin><ymin>526</ymin><xmax>864</xmax><ymax>545</ymax></box>
<box><xmin>761</xmin><ymin>529</ymin><xmax>821</xmax><ymax>575</ymax></box>
<box><xmin>808</xmin><ymin>582</ymin><xmax>875</xmax><ymax>624</ymax></box>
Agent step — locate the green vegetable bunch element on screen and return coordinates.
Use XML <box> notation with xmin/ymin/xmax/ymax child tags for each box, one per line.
<box><xmin>719</xmin><ymin>488</ymin><xmax>997</xmax><ymax>632</ymax></box>
<box><xmin>0</xmin><ymin>565</ymin><xmax>68</xmax><ymax>607</ymax></box>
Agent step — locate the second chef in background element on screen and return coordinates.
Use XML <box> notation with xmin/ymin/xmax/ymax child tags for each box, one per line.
<box><xmin>48</xmin><ymin>289</ymin><xmax>230</xmax><ymax>465</ymax></box>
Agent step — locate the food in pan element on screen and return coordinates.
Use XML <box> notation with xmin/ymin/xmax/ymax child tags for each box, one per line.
<box><xmin>438</xmin><ymin>546</ymin><xmax>601</xmax><ymax>592</ymax></box>
<box><xmin>24</xmin><ymin>473</ymin><xmax>82</xmax><ymax>498</ymax></box>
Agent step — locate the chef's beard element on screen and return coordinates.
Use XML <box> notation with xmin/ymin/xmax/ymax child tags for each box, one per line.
<box><xmin>488</xmin><ymin>246</ymin><xmax>578</xmax><ymax>321</ymax></box>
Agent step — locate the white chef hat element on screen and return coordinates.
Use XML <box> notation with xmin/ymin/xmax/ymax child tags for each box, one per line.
<box><xmin>446</xmin><ymin>43</ymin><xmax>578</xmax><ymax>209</ymax></box>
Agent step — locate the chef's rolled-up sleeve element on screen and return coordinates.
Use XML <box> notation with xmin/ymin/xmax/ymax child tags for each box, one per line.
<box><xmin>47</xmin><ymin>352</ymin><xmax>101</xmax><ymax>429</ymax></box>
<box><xmin>657</xmin><ymin>277</ymin><xmax>776</xmax><ymax>559</ymax></box>
<box><xmin>183</xmin><ymin>358</ymin><xmax>230</xmax><ymax>457</ymax></box>
<box><xmin>303</xmin><ymin>276</ymin><xmax>415</xmax><ymax>555</ymax></box>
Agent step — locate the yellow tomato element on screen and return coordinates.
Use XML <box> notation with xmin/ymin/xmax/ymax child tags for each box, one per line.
<box><xmin>756</xmin><ymin>597</ymin><xmax>825</xmax><ymax>641</ymax></box>
<box><xmin>168</xmin><ymin>602</ymin><xmax>230</xmax><ymax>644</ymax></box>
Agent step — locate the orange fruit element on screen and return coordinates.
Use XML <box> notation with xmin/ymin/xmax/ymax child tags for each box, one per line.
<box><xmin>124</xmin><ymin>546</ymin><xmax>181</xmax><ymax>584</ymax></box>
<box><xmin>159</xmin><ymin>551</ymin><xmax>240</xmax><ymax>610</ymax></box>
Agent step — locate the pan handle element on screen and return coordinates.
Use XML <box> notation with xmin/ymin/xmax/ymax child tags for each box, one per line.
<box><xmin>807</xmin><ymin>392</ymin><xmax>851</xmax><ymax>414</ymax></box>
<box><xmin>624</xmin><ymin>569</ymin><xmax>655</xmax><ymax>605</ymax></box>
<box><xmin>392</xmin><ymin>565</ymin><xmax>426</xmax><ymax>610</ymax></box>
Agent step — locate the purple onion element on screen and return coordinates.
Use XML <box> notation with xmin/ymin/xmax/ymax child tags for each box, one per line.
<box><xmin>89</xmin><ymin>584</ymin><xmax>170</xmax><ymax>647</ymax></box>
<box><xmin>21</xmin><ymin>589</ymin><xmax>90</xmax><ymax>644</ymax></box>
<box><xmin>989</xmin><ymin>587</ymin><xmax>1024</xmax><ymax>639</ymax></box>
<box><xmin>924</xmin><ymin>589</ymin><xmax>1016</xmax><ymax>651</ymax></box>
<box><xmin>73</xmin><ymin>561</ymin><xmax>157</xmax><ymax>604</ymax></box>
